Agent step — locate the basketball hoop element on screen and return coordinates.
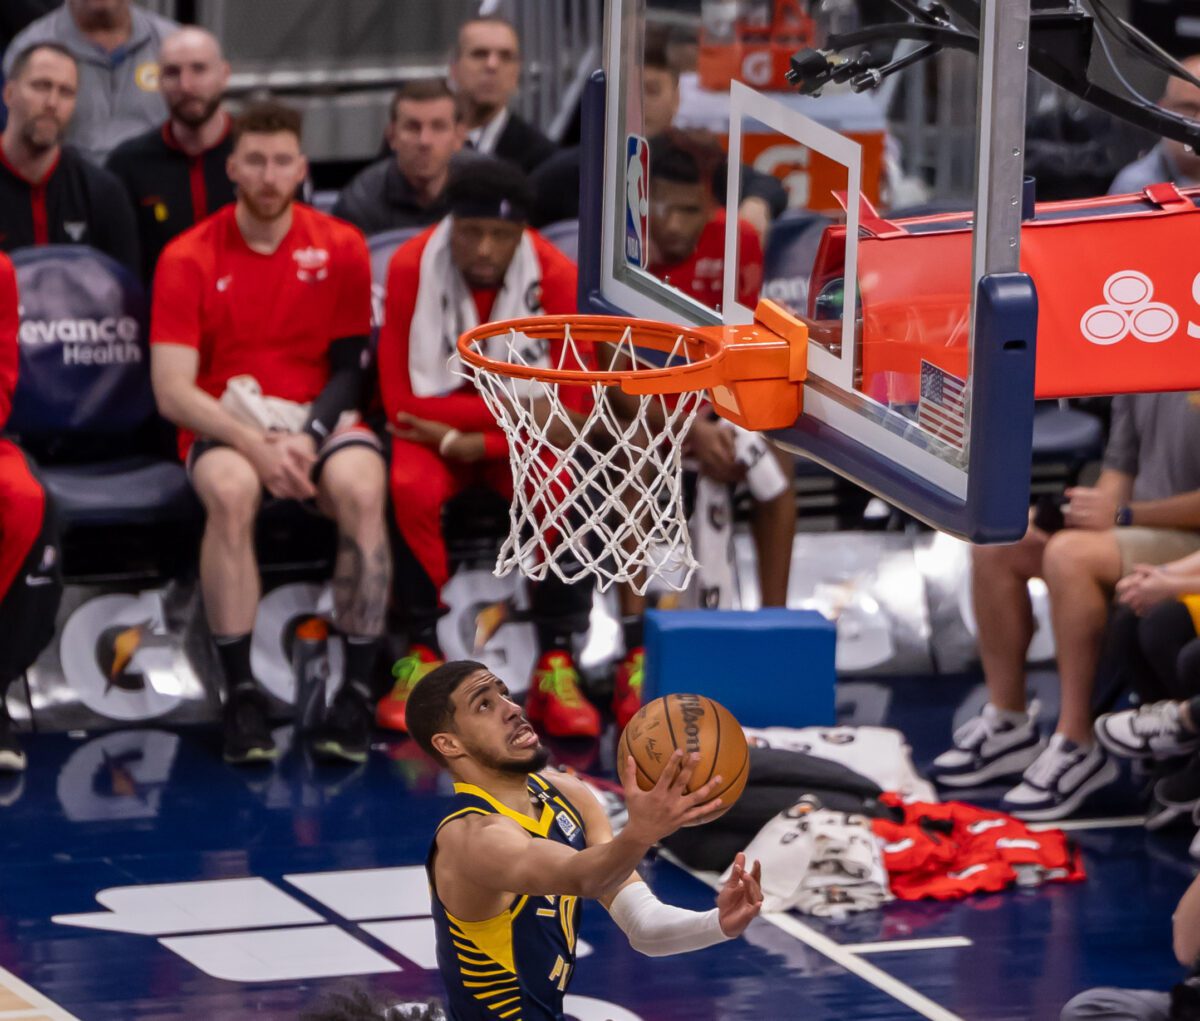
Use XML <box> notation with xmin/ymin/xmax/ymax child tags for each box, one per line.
<box><xmin>455</xmin><ymin>299</ymin><xmax>808</xmax><ymax>594</ymax></box>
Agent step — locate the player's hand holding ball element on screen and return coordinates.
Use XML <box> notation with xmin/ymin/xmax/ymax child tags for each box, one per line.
<box><xmin>619</xmin><ymin>748</ymin><xmax>725</xmax><ymax>845</ymax></box>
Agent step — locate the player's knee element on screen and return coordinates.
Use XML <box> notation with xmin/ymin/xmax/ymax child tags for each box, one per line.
<box><xmin>332</xmin><ymin>470</ymin><xmax>386</xmax><ymax>524</ymax></box>
<box><xmin>199</xmin><ymin>467</ymin><xmax>259</xmax><ymax>530</ymax></box>
<box><xmin>1042</xmin><ymin>529</ymin><xmax>1095</xmax><ymax>584</ymax></box>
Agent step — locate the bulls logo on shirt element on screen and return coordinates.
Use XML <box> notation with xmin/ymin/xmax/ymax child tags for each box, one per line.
<box><xmin>293</xmin><ymin>246</ymin><xmax>330</xmax><ymax>283</ymax></box>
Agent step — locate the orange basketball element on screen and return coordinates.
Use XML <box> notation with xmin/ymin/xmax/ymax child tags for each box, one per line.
<box><xmin>617</xmin><ymin>694</ymin><xmax>749</xmax><ymax>822</ymax></box>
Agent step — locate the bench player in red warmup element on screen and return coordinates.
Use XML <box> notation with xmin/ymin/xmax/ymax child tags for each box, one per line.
<box><xmin>151</xmin><ymin>101</ymin><xmax>390</xmax><ymax>765</ymax></box>
<box><xmin>374</xmin><ymin>156</ymin><xmax>599</xmax><ymax>739</ymax></box>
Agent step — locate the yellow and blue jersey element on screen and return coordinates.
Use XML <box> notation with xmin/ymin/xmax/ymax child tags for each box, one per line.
<box><xmin>427</xmin><ymin>773</ymin><xmax>589</xmax><ymax>1021</ymax></box>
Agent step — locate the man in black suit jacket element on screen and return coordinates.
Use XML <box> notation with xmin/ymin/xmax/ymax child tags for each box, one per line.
<box><xmin>449</xmin><ymin>16</ymin><xmax>555</xmax><ymax>175</ymax></box>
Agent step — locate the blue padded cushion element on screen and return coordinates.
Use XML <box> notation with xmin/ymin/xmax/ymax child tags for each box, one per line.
<box><xmin>644</xmin><ymin>608</ymin><xmax>836</xmax><ymax>729</ymax></box>
<box><xmin>540</xmin><ymin>219</ymin><xmax>580</xmax><ymax>263</ymax></box>
<box><xmin>41</xmin><ymin>457</ymin><xmax>197</xmax><ymax>527</ymax></box>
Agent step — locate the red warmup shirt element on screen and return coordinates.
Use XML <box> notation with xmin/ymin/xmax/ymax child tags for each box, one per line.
<box><xmin>647</xmin><ymin>210</ymin><xmax>764</xmax><ymax>312</ymax></box>
<box><xmin>0</xmin><ymin>254</ymin><xmax>16</xmax><ymax>427</ymax></box>
<box><xmin>150</xmin><ymin>203</ymin><xmax>372</xmax><ymax>458</ymax></box>
<box><xmin>375</xmin><ymin>224</ymin><xmax>580</xmax><ymax>460</ymax></box>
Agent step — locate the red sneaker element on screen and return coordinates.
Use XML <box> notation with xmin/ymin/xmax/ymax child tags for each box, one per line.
<box><xmin>525</xmin><ymin>651</ymin><xmax>601</xmax><ymax>738</ymax></box>
<box><xmin>376</xmin><ymin>645</ymin><xmax>444</xmax><ymax>733</ymax></box>
<box><xmin>612</xmin><ymin>646</ymin><xmax>645</xmax><ymax>730</ymax></box>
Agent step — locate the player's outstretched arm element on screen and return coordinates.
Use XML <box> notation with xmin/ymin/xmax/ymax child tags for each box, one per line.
<box><xmin>551</xmin><ymin>771</ymin><xmax>764</xmax><ymax>957</ymax></box>
<box><xmin>439</xmin><ymin>750</ymin><xmax>722</xmax><ymax>902</ymax></box>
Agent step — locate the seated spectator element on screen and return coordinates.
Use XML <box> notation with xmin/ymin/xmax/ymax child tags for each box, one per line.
<box><xmin>449</xmin><ymin>16</ymin><xmax>555</xmax><ymax>174</ymax></box>
<box><xmin>0</xmin><ymin>250</ymin><xmax>63</xmax><ymax>774</ymax></box>
<box><xmin>932</xmin><ymin>393</ymin><xmax>1200</xmax><ymax>820</ymax></box>
<box><xmin>106</xmin><ymin>26</ymin><xmax>235</xmax><ymax>283</ymax></box>
<box><xmin>0</xmin><ymin>43</ymin><xmax>138</xmax><ymax>269</ymax></box>
<box><xmin>333</xmin><ymin>78</ymin><xmax>465</xmax><ymax>236</ymax></box>
<box><xmin>1093</xmin><ymin>553</ymin><xmax>1200</xmax><ymax>807</ymax></box>
<box><xmin>1060</xmin><ymin>868</ymin><xmax>1200</xmax><ymax>1020</ymax></box>
<box><xmin>646</xmin><ymin>131</ymin><xmax>764</xmax><ymax>314</ymax></box>
<box><xmin>529</xmin><ymin>42</ymin><xmax>786</xmax><ymax>231</ymax></box>
<box><xmin>150</xmin><ymin>101</ymin><xmax>390</xmax><ymax>766</ymax></box>
<box><xmin>1109</xmin><ymin>55</ymin><xmax>1200</xmax><ymax>194</ymax></box>
<box><xmin>2</xmin><ymin>0</ymin><xmax>178</xmax><ymax>164</ymax></box>
<box><xmin>373</xmin><ymin>155</ymin><xmax>598</xmax><ymax>739</ymax></box>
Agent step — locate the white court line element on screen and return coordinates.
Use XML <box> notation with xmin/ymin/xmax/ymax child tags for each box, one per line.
<box><xmin>841</xmin><ymin>937</ymin><xmax>973</xmax><ymax>954</ymax></box>
<box><xmin>0</xmin><ymin>964</ymin><xmax>82</xmax><ymax>1020</ymax></box>
<box><xmin>659</xmin><ymin>851</ymin><xmax>966</xmax><ymax>1021</ymax></box>
<box><xmin>1030</xmin><ymin>815</ymin><xmax>1146</xmax><ymax>832</ymax></box>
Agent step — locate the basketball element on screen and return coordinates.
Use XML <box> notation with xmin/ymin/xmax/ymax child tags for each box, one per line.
<box><xmin>617</xmin><ymin>694</ymin><xmax>750</xmax><ymax>821</ymax></box>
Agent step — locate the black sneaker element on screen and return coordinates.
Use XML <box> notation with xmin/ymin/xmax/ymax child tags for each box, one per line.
<box><xmin>1156</xmin><ymin>756</ymin><xmax>1200</xmax><ymax>810</ymax></box>
<box><xmin>0</xmin><ymin>710</ymin><xmax>26</xmax><ymax>773</ymax></box>
<box><xmin>309</xmin><ymin>683</ymin><xmax>373</xmax><ymax>764</ymax></box>
<box><xmin>222</xmin><ymin>686</ymin><xmax>278</xmax><ymax>765</ymax></box>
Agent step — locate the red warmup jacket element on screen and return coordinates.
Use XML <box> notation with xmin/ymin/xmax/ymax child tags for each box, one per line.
<box><xmin>375</xmin><ymin>225</ymin><xmax>580</xmax><ymax>459</ymax></box>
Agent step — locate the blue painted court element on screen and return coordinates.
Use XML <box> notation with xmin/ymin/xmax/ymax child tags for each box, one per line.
<box><xmin>0</xmin><ymin>674</ymin><xmax>1184</xmax><ymax>1021</ymax></box>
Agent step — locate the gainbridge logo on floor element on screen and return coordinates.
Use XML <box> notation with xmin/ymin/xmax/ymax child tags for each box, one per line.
<box><xmin>52</xmin><ymin>867</ymin><xmax>643</xmax><ymax>1021</ymax></box>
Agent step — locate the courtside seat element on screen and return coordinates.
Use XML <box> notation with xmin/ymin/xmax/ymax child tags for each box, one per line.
<box><xmin>9</xmin><ymin>246</ymin><xmax>200</xmax><ymax>581</ymax></box>
<box><xmin>539</xmin><ymin>219</ymin><xmax>580</xmax><ymax>263</ymax></box>
<box><xmin>1030</xmin><ymin>399</ymin><xmax>1104</xmax><ymax>497</ymax></box>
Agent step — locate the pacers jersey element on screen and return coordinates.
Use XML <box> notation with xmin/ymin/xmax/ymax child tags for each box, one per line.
<box><xmin>427</xmin><ymin>774</ymin><xmax>588</xmax><ymax>1021</ymax></box>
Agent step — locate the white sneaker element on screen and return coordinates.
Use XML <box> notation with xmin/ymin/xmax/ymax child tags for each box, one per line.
<box><xmin>1095</xmin><ymin>700</ymin><xmax>1200</xmax><ymax>761</ymax></box>
<box><xmin>930</xmin><ymin>701</ymin><xmax>1045</xmax><ymax>788</ymax></box>
<box><xmin>1001</xmin><ymin>734</ymin><xmax>1119</xmax><ymax>821</ymax></box>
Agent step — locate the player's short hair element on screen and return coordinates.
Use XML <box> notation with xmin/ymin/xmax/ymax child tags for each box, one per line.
<box><xmin>231</xmin><ymin>99</ymin><xmax>303</xmax><ymax>147</ymax></box>
<box><xmin>650</xmin><ymin>129</ymin><xmax>723</xmax><ymax>193</ymax></box>
<box><xmin>8</xmin><ymin>41</ymin><xmax>76</xmax><ymax>81</ymax></box>
<box><xmin>445</xmin><ymin>156</ymin><xmax>533</xmax><ymax>223</ymax></box>
<box><xmin>644</xmin><ymin>28</ymin><xmax>679</xmax><ymax>80</ymax></box>
<box><xmin>406</xmin><ymin>660</ymin><xmax>490</xmax><ymax>766</ymax></box>
<box><xmin>389</xmin><ymin>78</ymin><xmax>462</xmax><ymax>122</ymax></box>
<box><xmin>454</xmin><ymin>16</ymin><xmax>520</xmax><ymax>58</ymax></box>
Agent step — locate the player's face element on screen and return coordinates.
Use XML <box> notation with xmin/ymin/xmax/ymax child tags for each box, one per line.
<box><xmin>160</xmin><ymin>32</ymin><xmax>229</xmax><ymax>129</ymax></box>
<box><xmin>642</xmin><ymin>67</ymin><xmax>679</xmax><ymax>137</ymax></box>
<box><xmin>389</xmin><ymin>97</ymin><xmax>463</xmax><ymax>184</ymax></box>
<box><xmin>3</xmin><ymin>50</ymin><xmax>78</xmax><ymax>154</ymax></box>
<box><xmin>649</xmin><ymin>178</ymin><xmax>710</xmax><ymax>265</ymax></box>
<box><xmin>228</xmin><ymin>131</ymin><xmax>307</xmax><ymax>223</ymax></box>
<box><xmin>449</xmin><ymin>671</ymin><xmax>548</xmax><ymax>774</ymax></box>
<box><xmin>1162</xmin><ymin>70</ymin><xmax>1200</xmax><ymax>179</ymax></box>
<box><xmin>453</xmin><ymin>22</ymin><xmax>521</xmax><ymax>111</ymax></box>
<box><xmin>450</xmin><ymin>216</ymin><xmax>524</xmax><ymax>289</ymax></box>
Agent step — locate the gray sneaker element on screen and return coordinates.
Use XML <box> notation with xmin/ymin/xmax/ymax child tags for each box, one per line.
<box><xmin>1095</xmin><ymin>700</ymin><xmax>1200</xmax><ymax>760</ymax></box>
<box><xmin>1001</xmin><ymin>734</ymin><xmax>1119</xmax><ymax>822</ymax></box>
<box><xmin>930</xmin><ymin>701</ymin><xmax>1045</xmax><ymax>788</ymax></box>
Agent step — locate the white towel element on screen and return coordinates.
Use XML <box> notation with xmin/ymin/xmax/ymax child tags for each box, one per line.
<box><xmin>408</xmin><ymin>217</ymin><xmax>550</xmax><ymax>397</ymax></box>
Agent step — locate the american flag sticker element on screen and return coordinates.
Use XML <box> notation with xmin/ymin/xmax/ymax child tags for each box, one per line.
<box><xmin>917</xmin><ymin>360</ymin><xmax>967</xmax><ymax>448</ymax></box>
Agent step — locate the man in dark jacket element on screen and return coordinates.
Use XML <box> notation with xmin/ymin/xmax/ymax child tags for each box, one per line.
<box><xmin>449</xmin><ymin>16</ymin><xmax>555</xmax><ymax>175</ymax></box>
<box><xmin>0</xmin><ymin>42</ymin><xmax>138</xmax><ymax>270</ymax></box>
<box><xmin>333</xmin><ymin>78</ymin><xmax>465</xmax><ymax>236</ymax></box>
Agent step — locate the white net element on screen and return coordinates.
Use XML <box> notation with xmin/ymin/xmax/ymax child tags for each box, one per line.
<box><xmin>458</xmin><ymin>321</ymin><xmax>708</xmax><ymax>594</ymax></box>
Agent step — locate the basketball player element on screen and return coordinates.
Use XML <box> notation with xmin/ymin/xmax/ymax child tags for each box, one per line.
<box><xmin>151</xmin><ymin>101</ymin><xmax>389</xmax><ymax>766</ymax></box>
<box><xmin>407</xmin><ymin>659</ymin><xmax>764</xmax><ymax>1021</ymax></box>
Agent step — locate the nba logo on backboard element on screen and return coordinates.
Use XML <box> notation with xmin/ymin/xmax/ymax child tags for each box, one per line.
<box><xmin>625</xmin><ymin>134</ymin><xmax>649</xmax><ymax>268</ymax></box>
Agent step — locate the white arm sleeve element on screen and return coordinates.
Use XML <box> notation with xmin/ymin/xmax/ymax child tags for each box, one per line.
<box><xmin>607</xmin><ymin>881</ymin><xmax>731</xmax><ymax>957</ymax></box>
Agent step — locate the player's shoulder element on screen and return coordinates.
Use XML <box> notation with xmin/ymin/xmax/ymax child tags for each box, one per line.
<box><xmin>386</xmin><ymin>222</ymin><xmax>439</xmax><ymax>278</ymax></box>
<box><xmin>535</xmin><ymin>768</ymin><xmax>598</xmax><ymax>811</ymax></box>
<box><xmin>106</xmin><ymin>125</ymin><xmax>165</xmax><ymax>168</ymax></box>
<box><xmin>159</xmin><ymin>208</ymin><xmax>228</xmax><ymax>274</ymax></box>
<box><xmin>295</xmin><ymin>203</ymin><xmax>367</xmax><ymax>250</ymax></box>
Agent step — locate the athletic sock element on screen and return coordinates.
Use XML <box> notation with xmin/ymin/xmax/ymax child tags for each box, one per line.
<box><xmin>342</xmin><ymin>634</ymin><xmax>382</xmax><ymax>700</ymax></box>
<box><xmin>213</xmin><ymin>633</ymin><xmax>254</xmax><ymax>694</ymax></box>
<box><xmin>991</xmin><ymin>704</ymin><xmax>1030</xmax><ymax>726</ymax></box>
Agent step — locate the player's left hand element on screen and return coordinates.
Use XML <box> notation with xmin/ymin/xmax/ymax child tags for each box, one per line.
<box><xmin>391</xmin><ymin>412</ymin><xmax>453</xmax><ymax>448</ymax></box>
<box><xmin>716</xmin><ymin>852</ymin><xmax>763</xmax><ymax>936</ymax></box>
<box><xmin>1117</xmin><ymin>563</ymin><xmax>1176</xmax><ymax>615</ymax></box>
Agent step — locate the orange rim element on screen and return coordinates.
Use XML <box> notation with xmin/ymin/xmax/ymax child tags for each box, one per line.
<box><xmin>456</xmin><ymin>314</ymin><xmax>731</xmax><ymax>395</ymax></box>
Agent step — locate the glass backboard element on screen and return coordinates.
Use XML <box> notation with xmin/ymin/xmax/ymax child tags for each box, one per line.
<box><xmin>577</xmin><ymin>0</ymin><xmax>1039</xmax><ymax>543</ymax></box>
